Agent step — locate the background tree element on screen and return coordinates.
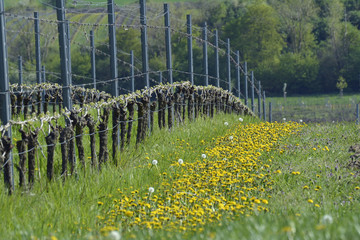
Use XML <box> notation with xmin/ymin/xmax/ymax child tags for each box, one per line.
<box><xmin>336</xmin><ymin>76</ymin><xmax>348</xmax><ymax>96</ymax></box>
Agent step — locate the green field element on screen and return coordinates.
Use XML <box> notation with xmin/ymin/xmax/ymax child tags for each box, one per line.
<box><xmin>1</xmin><ymin>108</ymin><xmax>360</xmax><ymax>239</ymax></box>
<box><xmin>266</xmin><ymin>94</ymin><xmax>360</xmax><ymax>122</ymax></box>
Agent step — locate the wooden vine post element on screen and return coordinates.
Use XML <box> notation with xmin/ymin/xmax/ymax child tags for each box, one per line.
<box><xmin>85</xmin><ymin>115</ymin><xmax>97</xmax><ymax>169</ymax></box>
<box><xmin>111</xmin><ymin>104</ymin><xmax>120</xmax><ymax>164</ymax></box>
<box><xmin>16</xmin><ymin>132</ymin><xmax>27</xmax><ymax>187</ymax></box>
<box><xmin>0</xmin><ymin>136</ymin><xmax>14</xmax><ymax>194</ymax></box>
<box><xmin>45</xmin><ymin>124</ymin><xmax>59</xmax><ymax>181</ymax></box>
<box><xmin>126</xmin><ymin>101</ymin><xmax>135</xmax><ymax>145</ymax></box>
<box><xmin>27</xmin><ymin>128</ymin><xmax>39</xmax><ymax>187</ymax></box>
<box><xmin>98</xmin><ymin>107</ymin><xmax>110</xmax><ymax>168</ymax></box>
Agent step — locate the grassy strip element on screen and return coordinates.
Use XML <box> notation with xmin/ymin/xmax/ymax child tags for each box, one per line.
<box><xmin>114</xmin><ymin>122</ymin><xmax>360</xmax><ymax>240</ymax></box>
<box><xmin>0</xmin><ymin>113</ymin><xmax>252</xmax><ymax>239</ymax></box>
<box><xmin>3</xmin><ymin>117</ymin><xmax>360</xmax><ymax>239</ymax></box>
<box><xmin>130</xmin><ymin>122</ymin><xmax>360</xmax><ymax>240</ymax></box>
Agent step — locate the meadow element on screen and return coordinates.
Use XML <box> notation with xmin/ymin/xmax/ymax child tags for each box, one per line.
<box><xmin>268</xmin><ymin>94</ymin><xmax>360</xmax><ymax>122</ymax></box>
<box><xmin>1</xmin><ymin>107</ymin><xmax>360</xmax><ymax>239</ymax></box>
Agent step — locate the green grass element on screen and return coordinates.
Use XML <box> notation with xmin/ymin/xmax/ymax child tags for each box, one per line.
<box><xmin>2</xmin><ymin>112</ymin><xmax>360</xmax><ymax>239</ymax></box>
<box><xmin>267</xmin><ymin>94</ymin><xmax>360</xmax><ymax>122</ymax></box>
<box><xmin>120</xmin><ymin>122</ymin><xmax>360</xmax><ymax>239</ymax></box>
<box><xmin>0</xmin><ymin>112</ymin><xmax>254</xmax><ymax>239</ymax></box>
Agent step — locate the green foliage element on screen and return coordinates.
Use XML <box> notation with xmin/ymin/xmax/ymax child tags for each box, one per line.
<box><xmin>336</xmin><ymin>76</ymin><xmax>348</xmax><ymax>90</ymax></box>
<box><xmin>223</xmin><ymin>2</ymin><xmax>284</xmax><ymax>68</ymax></box>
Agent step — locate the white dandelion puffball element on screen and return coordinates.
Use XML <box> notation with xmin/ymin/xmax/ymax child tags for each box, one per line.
<box><xmin>322</xmin><ymin>215</ymin><xmax>333</xmax><ymax>224</ymax></box>
<box><xmin>299</xmin><ymin>119</ymin><xmax>303</xmax><ymax>123</ymax></box>
<box><xmin>239</xmin><ymin>117</ymin><xmax>243</xmax><ymax>122</ymax></box>
<box><xmin>152</xmin><ymin>160</ymin><xmax>158</xmax><ymax>166</ymax></box>
<box><xmin>108</xmin><ymin>231</ymin><xmax>121</xmax><ymax>240</ymax></box>
<box><xmin>224</xmin><ymin>122</ymin><xmax>229</xmax><ymax>126</ymax></box>
<box><xmin>201</xmin><ymin>154</ymin><xmax>207</xmax><ymax>159</ymax></box>
<box><xmin>148</xmin><ymin>187</ymin><xmax>155</xmax><ymax>193</ymax></box>
<box><xmin>229</xmin><ymin>136</ymin><xmax>234</xmax><ymax>140</ymax></box>
<box><xmin>178</xmin><ymin>159</ymin><xmax>184</xmax><ymax>165</ymax></box>
<box><xmin>283</xmin><ymin>118</ymin><xmax>286</xmax><ymax>121</ymax></box>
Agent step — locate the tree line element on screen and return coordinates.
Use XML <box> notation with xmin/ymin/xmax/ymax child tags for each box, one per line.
<box><xmin>7</xmin><ymin>0</ymin><xmax>360</xmax><ymax>96</ymax></box>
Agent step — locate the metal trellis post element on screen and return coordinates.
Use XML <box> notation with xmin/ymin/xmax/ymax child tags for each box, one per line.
<box><xmin>227</xmin><ymin>38</ymin><xmax>231</xmax><ymax>92</ymax></box>
<box><xmin>357</xmin><ymin>103</ymin><xmax>359</xmax><ymax>125</ymax></box>
<box><xmin>187</xmin><ymin>15</ymin><xmax>193</xmax><ymax>85</ymax></box>
<box><xmin>65</xmin><ymin>20</ymin><xmax>72</xmax><ymax>86</ymax></box>
<box><xmin>42</xmin><ymin>65</ymin><xmax>46</xmax><ymax>109</ymax></box>
<box><xmin>251</xmin><ymin>71</ymin><xmax>255</xmax><ymax>113</ymax></box>
<box><xmin>236</xmin><ymin>50</ymin><xmax>240</xmax><ymax>99</ymax></box>
<box><xmin>90</xmin><ymin>30</ymin><xmax>96</xmax><ymax>90</ymax></box>
<box><xmin>56</xmin><ymin>0</ymin><xmax>72</xmax><ymax>111</ymax></box>
<box><xmin>108</xmin><ymin>0</ymin><xmax>118</xmax><ymax>96</ymax></box>
<box><xmin>258</xmin><ymin>81</ymin><xmax>261</xmax><ymax>118</ymax></box>
<box><xmin>263</xmin><ymin>91</ymin><xmax>266</xmax><ymax>121</ymax></box>
<box><xmin>140</xmin><ymin>0</ymin><xmax>151</xmax><ymax>134</ymax></box>
<box><xmin>214</xmin><ymin>30</ymin><xmax>220</xmax><ymax>88</ymax></box>
<box><xmin>0</xmin><ymin>0</ymin><xmax>13</xmax><ymax>193</ymax></box>
<box><xmin>245</xmin><ymin>61</ymin><xmax>248</xmax><ymax>106</ymax></box>
<box><xmin>164</xmin><ymin>3</ymin><xmax>173</xmax><ymax>84</ymax></box>
<box><xmin>203</xmin><ymin>22</ymin><xmax>208</xmax><ymax>86</ymax></box>
<box><xmin>140</xmin><ymin>0</ymin><xmax>150</xmax><ymax>89</ymax></box>
<box><xmin>18</xmin><ymin>55</ymin><xmax>23</xmax><ymax>86</ymax></box>
<box><xmin>34</xmin><ymin>12</ymin><xmax>41</xmax><ymax>85</ymax></box>
<box><xmin>130</xmin><ymin>50</ymin><xmax>135</xmax><ymax>92</ymax></box>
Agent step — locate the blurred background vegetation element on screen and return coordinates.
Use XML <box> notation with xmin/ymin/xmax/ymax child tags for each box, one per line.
<box><xmin>5</xmin><ymin>0</ymin><xmax>360</xmax><ymax>97</ymax></box>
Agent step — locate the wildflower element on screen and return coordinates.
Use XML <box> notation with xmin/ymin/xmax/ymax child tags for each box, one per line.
<box><xmin>224</xmin><ymin>122</ymin><xmax>229</xmax><ymax>126</ymax></box>
<box><xmin>322</xmin><ymin>215</ymin><xmax>333</xmax><ymax>224</ymax></box>
<box><xmin>108</xmin><ymin>231</ymin><xmax>121</xmax><ymax>240</ymax></box>
<box><xmin>125</xmin><ymin>210</ymin><xmax>134</xmax><ymax>217</ymax></box>
<box><xmin>148</xmin><ymin>187</ymin><xmax>154</xmax><ymax>193</ymax></box>
<box><xmin>229</xmin><ymin>136</ymin><xmax>234</xmax><ymax>140</ymax></box>
<box><xmin>355</xmin><ymin>186</ymin><xmax>360</xmax><ymax>190</ymax></box>
<box><xmin>152</xmin><ymin>160</ymin><xmax>158</xmax><ymax>166</ymax></box>
<box><xmin>307</xmin><ymin>199</ymin><xmax>314</xmax><ymax>204</ymax></box>
<box><xmin>315</xmin><ymin>204</ymin><xmax>320</xmax><ymax>208</ymax></box>
<box><xmin>201</xmin><ymin>154</ymin><xmax>207</xmax><ymax>159</ymax></box>
<box><xmin>178</xmin><ymin>159</ymin><xmax>184</xmax><ymax>165</ymax></box>
<box><xmin>299</xmin><ymin>119</ymin><xmax>303</xmax><ymax>123</ymax></box>
<box><xmin>98</xmin><ymin>201</ymin><xmax>104</xmax><ymax>206</ymax></box>
<box><xmin>303</xmin><ymin>186</ymin><xmax>309</xmax><ymax>189</ymax></box>
<box><xmin>283</xmin><ymin>118</ymin><xmax>286</xmax><ymax>121</ymax></box>
<box><xmin>239</xmin><ymin>117</ymin><xmax>243</xmax><ymax>122</ymax></box>
<box><xmin>316</xmin><ymin>224</ymin><xmax>326</xmax><ymax>230</ymax></box>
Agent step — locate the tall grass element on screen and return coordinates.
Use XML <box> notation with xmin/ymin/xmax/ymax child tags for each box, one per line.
<box><xmin>0</xmin><ymin>113</ymin><xmax>253</xmax><ymax>239</ymax></box>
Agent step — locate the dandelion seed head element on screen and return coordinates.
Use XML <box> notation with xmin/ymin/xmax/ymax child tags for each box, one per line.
<box><xmin>322</xmin><ymin>214</ymin><xmax>333</xmax><ymax>224</ymax></box>
<box><xmin>152</xmin><ymin>160</ymin><xmax>158</xmax><ymax>166</ymax></box>
<box><xmin>108</xmin><ymin>231</ymin><xmax>121</xmax><ymax>240</ymax></box>
<box><xmin>178</xmin><ymin>159</ymin><xmax>184</xmax><ymax>165</ymax></box>
<box><xmin>283</xmin><ymin>118</ymin><xmax>286</xmax><ymax>121</ymax></box>
<box><xmin>148</xmin><ymin>187</ymin><xmax>154</xmax><ymax>193</ymax></box>
<box><xmin>201</xmin><ymin>154</ymin><xmax>207</xmax><ymax>159</ymax></box>
<box><xmin>224</xmin><ymin>122</ymin><xmax>229</xmax><ymax>126</ymax></box>
<box><xmin>229</xmin><ymin>136</ymin><xmax>234</xmax><ymax>140</ymax></box>
<box><xmin>239</xmin><ymin>118</ymin><xmax>243</xmax><ymax>122</ymax></box>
